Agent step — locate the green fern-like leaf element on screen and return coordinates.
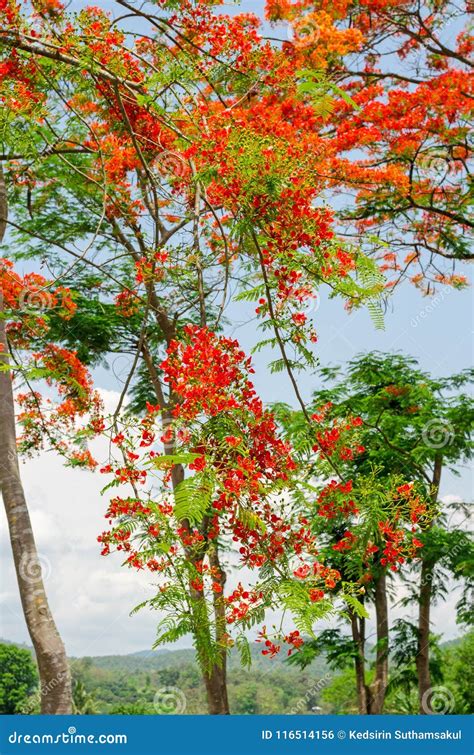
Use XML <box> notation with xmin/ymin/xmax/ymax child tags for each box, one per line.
<box><xmin>173</xmin><ymin>474</ymin><xmax>214</xmax><ymax>525</ymax></box>
<box><xmin>153</xmin><ymin>616</ymin><xmax>193</xmax><ymax>647</ymax></box>
<box><xmin>236</xmin><ymin>634</ymin><xmax>252</xmax><ymax>669</ymax></box>
<box><xmin>278</xmin><ymin>580</ymin><xmax>334</xmax><ymax>637</ymax></box>
<box><xmin>342</xmin><ymin>593</ymin><xmax>370</xmax><ymax>619</ymax></box>
<box><xmin>357</xmin><ymin>258</ymin><xmax>386</xmax><ymax>330</ymax></box>
<box><xmin>150</xmin><ymin>452</ymin><xmax>201</xmax><ymax>470</ymax></box>
<box><xmin>237</xmin><ymin>505</ymin><xmax>267</xmax><ymax>534</ymax></box>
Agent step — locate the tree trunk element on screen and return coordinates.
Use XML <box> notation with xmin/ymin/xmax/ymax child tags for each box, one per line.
<box><xmin>143</xmin><ymin>348</ymin><xmax>230</xmax><ymax>713</ymax></box>
<box><xmin>205</xmin><ymin>544</ymin><xmax>229</xmax><ymax>715</ymax></box>
<box><xmin>417</xmin><ymin>453</ymin><xmax>442</xmax><ymax>714</ymax></box>
<box><xmin>416</xmin><ymin>557</ymin><xmax>435</xmax><ymax>714</ymax></box>
<box><xmin>0</xmin><ymin>164</ymin><xmax>72</xmax><ymax>713</ymax></box>
<box><xmin>203</xmin><ymin>666</ymin><xmax>229</xmax><ymax>715</ymax></box>
<box><xmin>370</xmin><ymin>571</ymin><xmax>389</xmax><ymax>714</ymax></box>
<box><xmin>188</xmin><ymin>565</ymin><xmax>230</xmax><ymax>715</ymax></box>
<box><xmin>350</xmin><ymin>610</ymin><xmax>370</xmax><ymax>714</ymax></box>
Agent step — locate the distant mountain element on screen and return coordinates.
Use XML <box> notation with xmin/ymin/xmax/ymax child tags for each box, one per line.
<box><xmin>75</xmin><ymin>643</ymin><xmax>327</xmax><ymax>673</ymax></box>
<box><xmin>0</xmin><ymin>633</ymin><xmax>464</xmax><ymax>671</ymax></box>
<box><xmin>0</xmin><ymin>637</ymin><xmax>293</xmax><ymax>667</ymax></box>
<box><xmin>0</xmin><ymin>638</ymin><xmax>33</xmax><ymax>651</ymax></box>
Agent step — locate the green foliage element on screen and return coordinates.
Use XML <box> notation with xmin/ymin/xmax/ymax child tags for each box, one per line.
<box><xmin>153</xmin><ymin>616</ymin><xmax>194</xmax><ymax>649</ymax></box>
<box><xmin>288</xmin><ymin>629</ymin><xmax>357</xmax><ymax>672</ymax></box>
<box><xmin>341</xmin><ymin>592</ymin><xmax>369</xmax><ymax>620</ymax></box>
<box><xmin>277</xmin><ymin>580</ymin><xmax>334</xmax><ymax>638</ymax></box>
<box><xmin>385</xmin><ymin>626</ymin><xmax>474</xmax><ymax>714</ymax></box>
<box><xmin>5</xmin><ymin>635</ymin><xmax>471</xmax><ymax>715</ymax></box>
<box><xmin>356</xmin><ymin>257</ymin><xmax>386</xmax><ymax>330</ymax></box>
<box><xmin>109</xmin><ymin>702</ymin><xmax>155</xmax><ymax>714</ymax></box>
<box><xmin>443</xmin><ymin>631</ymin><xmax>474</xmax><ymax>713</ymax></box>
<box><xmin>312</xmin><ymin>352</ymin><xmax>473</xmax><ymax>479</ymax></box>
<box><xmin>236</xmin><ymin>506</ymin><xmax>266</xmax><ymax>535</ymax></box>
<box><xmin>46</xmin><ymin>295</ymin><xmax>128</xmax><ymax>367</ymax></box>
<box><xmin>63</xmin><ymin>644</ymin><xmax>333</xmax><ymax>715</ymax></box>
<box><xmin>150</xmin><ymin>453</ymin><xmax>201</xmax><ymax>470</ymax></box>
<box><xmin>0</xmin><ymin>643</ymin><xmax>38</xmax><ymax>714</ymax></box>
<box><xmin>320</xmin><ymin>667</ymin><xmax>358</xmax><ymax>714</ymax></box>
<box><xmin>72</xmin><ymin>679</ymin><xmax>99</xmax><ymax>715</ymax></box>
<box><xmin>296</xmin><ymin>69</ymin><xmax>360</xmax><ymax>116</ymax></box>
<box><xmin>388</xmin><ymin>619</ymin><xmax>443</xmax><ymax>703</ymax></box>
<box><xmin>236</xmin><ymin>635</ymin><xmax>252</xmax><ymax>670</ymax></box>
<box><xmin>172</xmin><ymin>474</ymin><xmax>214</xmax><ymax>525</ymax></box>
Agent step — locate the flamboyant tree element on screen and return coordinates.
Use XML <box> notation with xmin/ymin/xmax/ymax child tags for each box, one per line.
<box><xmin>266</xmin><ymin>0</ymin><xmax>473</xmax><ymax>291</ymax></box>
<box><xmin>0</xmin><ymin>0</ymin><xmax>387</xmax><ymax>714</ymax></box>
<box><xmin>95</xmin><ymin>326</ymin><xmax>372</xmax><ymax>712</ymax></box>
<box><xmin>283</xmin><ymin>353</ymin><xmax>473</xmax><ymax>713</ymax></box>
<box><xmin>0</xmin><ymin>0</ymin><xmax>470</xmax><ymax>714</ymax></box>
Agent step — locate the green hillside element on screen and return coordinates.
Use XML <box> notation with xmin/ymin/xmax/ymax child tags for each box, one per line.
<box><xmin>2</xmin><ymin>634</ymin><xmax>470</xmax><ymax>715</ymax></box>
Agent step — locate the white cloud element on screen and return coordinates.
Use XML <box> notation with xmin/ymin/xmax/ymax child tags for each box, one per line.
<box><xmin>441</xmin><ymin>494</ymin><xmax>463</xmax><ymax>505</ymax></box>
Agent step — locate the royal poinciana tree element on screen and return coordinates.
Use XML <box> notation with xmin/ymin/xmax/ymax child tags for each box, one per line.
<box><xmin>266</xmin><ymin>0</ymin><xmax>473</xmax><ymax>291</ymax></box>
<box><xmin>0</xmin><ymin>0</ymin><xmax>381</xmax><ymax>714</ymax></box>
<box><xmin>283</xmin><ymin>353</ymin><xmax>473</xmax><ymax>713</ymax></box>
<box><xmin>0</xmin><ymin>0</ymin><xmax>470</xmax><ymax>714</ymax></box>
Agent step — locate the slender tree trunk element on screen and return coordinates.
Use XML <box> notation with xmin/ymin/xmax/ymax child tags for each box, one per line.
<box><xmin>416</xmin><ymin>557</ymin><xmax>435</xmax><ymax>713</ymax></box>
<box><xmin>350</xmin><ymin>611</ymin><xmax>371</xmax><ymax>714</ymax></box>
<box><xmin>0</xmin><ymin>165</ymin><xmax>72</xmax><ymax>713</ymax></box>
<box><xmin>205</xmin><ymin>544</ymin><xmax>229</xmax><ymax>714</ymax></box>
<box><xmin>370</xmin><ymin>572</ymin><xmax>389</xmax><ymax>714</ymax></box>
<box><xmin>203</xmin><ymin>666</ymin><xmax>229</xmax><ymax>715</ymax></box>
<box><xmin>417</xmin><ymin>453</ymin><xmax>442</xmax><ymax>714</ymax></box>
<box><xmin>143</xmin><ymin>348</ymin><xmax>230</xmax><ymax>713</ymax></box>
<box><xmin>187</xmin><ymin>555</ymin><xmax>229</xmax><ymax>715</ymax></box>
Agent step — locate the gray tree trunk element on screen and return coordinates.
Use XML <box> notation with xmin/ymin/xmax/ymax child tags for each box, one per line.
<box><xmin>370</xmin><ymin>572</ymin><xmax>389</xmax><ymax>714</ymax></box>
<box><xmin>417</xmin><ymin>454</ymin><xmax>443</xmax><ymax>714</ymax></box>
<box><xmin>0</xmin><ymin>164</ymin><xmax>72</xmax><ymax>713</ymax></box>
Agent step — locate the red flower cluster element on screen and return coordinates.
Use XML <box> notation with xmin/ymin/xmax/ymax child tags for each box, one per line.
<box><xmin>313</xmin><ymin>415</ymin><xmax>365</xmax><ymax>459</ymax></box>
<box><xmin>162</xmin><ymin>325</ymin><xmax>257</xmax><ymax>420</ymax></box>
<box><xmin>226</xmin><ymin>583</ymin><xmax>264</xmax><ymax>625</ymax></box>
<box><xmin>317</xmin><ymin>480</ymin><xmax>359</xmax><ymax>519</ymax></box>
